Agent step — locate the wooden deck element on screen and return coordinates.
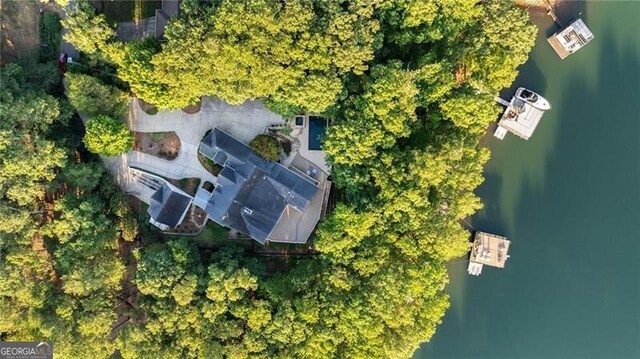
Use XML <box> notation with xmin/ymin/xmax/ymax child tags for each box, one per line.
<box><xmin>547</xmin><ymin>35</ymin><xmax>570</xmax><ymax>59</ymax></box>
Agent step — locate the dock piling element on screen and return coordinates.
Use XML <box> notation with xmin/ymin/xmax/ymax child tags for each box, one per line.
<box><xmin>543</xmin><ymin>0</ymin><xmax>563</xmax><ymax>27</ymax></box>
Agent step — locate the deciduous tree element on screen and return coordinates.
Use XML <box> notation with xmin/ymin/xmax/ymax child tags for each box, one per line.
<box><xmin>83</xmin><ymin>115</ymin><xmax>133</xmax><ymax>157</ymax></box>
<box><xmin>66</xmin><ymin>72</ymin><xmax>129</xmax><ymax>118</ymax></box>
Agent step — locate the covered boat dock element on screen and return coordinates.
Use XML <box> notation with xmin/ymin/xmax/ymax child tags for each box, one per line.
<box><xmin>494</xmin><ymin>97</ymin><xmax>545</xmax><ymax>140</ymax></box>
<box><xmin>467</xmin><ymin>231</ymin><xmax>511</xmax><ymax>276</ymax></box>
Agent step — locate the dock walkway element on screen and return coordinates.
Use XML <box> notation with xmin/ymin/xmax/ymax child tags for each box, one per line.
<box><xmin>494</xmin><ymin>97</ymin><xmax>510</xmax><ymax>107</ymax></box>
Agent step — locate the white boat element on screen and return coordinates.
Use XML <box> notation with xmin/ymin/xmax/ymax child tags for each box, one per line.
<box><xmin>515</xmin><ymin>87</ymin><xmax>551</xmax><ymax>110</ymax></box>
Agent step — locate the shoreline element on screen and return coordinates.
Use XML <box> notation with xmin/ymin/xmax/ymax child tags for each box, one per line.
<box><xmin>515</xmin><ymin>0</ymin><xmax>560</xmax><ymax>12</ymax></box>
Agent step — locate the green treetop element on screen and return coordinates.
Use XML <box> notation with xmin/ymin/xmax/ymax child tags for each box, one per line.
<box><xmin>83</xmin><ymin>115</ymin><xmax>133</xmax><ymax>157</ymax></box>
<box><xmin>65</xmin><ymin>72</ymin><xmax>129</xmax><ymax>118</ymax></box>
<box><xmin>249</xmin><ymin>135</ymin><xmax>281</xmax><ymax>162</ymax></box>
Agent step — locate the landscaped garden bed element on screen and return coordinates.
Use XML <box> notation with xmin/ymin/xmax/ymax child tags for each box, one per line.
<box><xmin>137</xmin><ymin>98</ymin><xmax>158</xmax><ymax>115</ymax></box>
<box><xmin>182</xmin><ymin>98</ymin><xmax>202</xmax><ymax>114</ymax></box>
<box><xmin>133</xmin><ymin>131</ymin><xmax>180</xmax><ymax>160</ymax></box>
<box><xmin>168</xmin><ymin>178</ymin><xmax>200</xmax><ymax>197</ymax></box>
<box><xmin>250</xmin><ymin>134</ymin><xmax>281</xmax><ymax>161</ymax></box>
<box><xmin>198</xmin><ymin>152</ymin><xmax>223</xmax><ymax>176</ymax></box>
<box><xmin>164</xmin><ymin>205</ymin><xmax>207</xmax><ymax>235</ymax></box>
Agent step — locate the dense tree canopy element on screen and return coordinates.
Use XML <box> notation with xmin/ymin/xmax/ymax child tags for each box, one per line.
<box><xmin>64</xmin><ymin>0</ymin><xmax>380</xmax><ymax>111</ymax></box>
<box><xmin>0</xmin><ymin>64</ymin><xmax>66</xmax><ymax>207</ymax></box>
<box><xmin>8</xmin><ymin>0</ymin><xmax>537</xmax><ymax>358</ymax></box>
<box><xmin>0</xmin><ymin>63</ymin><xmax>136</xmax><ymax>358</ymax></box>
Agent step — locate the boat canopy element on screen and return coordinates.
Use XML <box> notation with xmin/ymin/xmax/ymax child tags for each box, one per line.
<box><xmin>519</xmin><ymin>89</ymin><xmax>539</xmax><ymax>102</ymax></box>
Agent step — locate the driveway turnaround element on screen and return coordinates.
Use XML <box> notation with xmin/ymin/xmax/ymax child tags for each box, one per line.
<box><xmin>123</xmin><ymin>96</ymin><xmax>285</xmax><ymax>185</ymax></box>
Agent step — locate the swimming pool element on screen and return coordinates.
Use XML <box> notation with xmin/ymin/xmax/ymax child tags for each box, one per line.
<box><xmin>308</xmin><ymin>116</ymin><xmax>327</xmax><ymax>151</ymax></box>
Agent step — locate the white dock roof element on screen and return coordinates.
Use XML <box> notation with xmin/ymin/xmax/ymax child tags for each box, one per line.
<box><xmin>556</xmin><ymin>19</ymin><xmax>594</xmax><ymax>50</ymax></box>
<box><xmin>548</xmin><ymin>18</ymin><xmax>594</xmax><ymax>59</ymax></box>
<box><xmin>496</xmin><ymin>98</ymin><xmax>544</xmax><ymax>140</ymax></box>
<box><xmin>469</xmin><ymin>231</ymin><xmax>511</xmax><ymax>268</ymax></box>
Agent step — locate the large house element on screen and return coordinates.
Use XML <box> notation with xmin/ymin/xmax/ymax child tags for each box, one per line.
<box><xmin>196</xmin><ymin>128</ymin><xmax>322</xmax><ymax>244</ymax></box>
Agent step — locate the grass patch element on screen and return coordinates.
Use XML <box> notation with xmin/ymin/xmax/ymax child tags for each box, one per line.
<box><xmin>260</xmin><ymin>240</ymin><xmax>316</xmax><ymax>254</ymax></box>
<box><xmin>96</xmin><ymin>0</ymin><xmax>161</xmax><ymax>23</ymax></box>
<box><xmin>148</xmin><ymin>131</ymin><xmax>171</xmax><ymax>142</ymax></box>
<box><xmin>169</xmin><ymin>177</ymin><xmax>200</xmax><ymax>196</ymax></box>
<box><xmin>178</xmin><ymin>222</ymin><xmax>254</xmax><ymax>249</ymax></box>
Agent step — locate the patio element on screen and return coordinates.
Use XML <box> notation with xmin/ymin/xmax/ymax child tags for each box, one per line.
<box><xmin>286</xmin><ymin>115</ymin><xmax>331</xmax><ymax>174</ymax></box>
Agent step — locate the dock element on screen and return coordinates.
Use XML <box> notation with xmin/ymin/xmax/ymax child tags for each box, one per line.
<box><xmin>547</xmin><ymin>18</ymin><xmax>595</xmax><ymax>59</ymax></box>
<box><xmin>494</xmin><ymin>96</ymin><xmax>510</xmax><ymax>107</ymax></box>
<box><xmin>494</xmin><ymin>88</ymin><xmax>550</xmax><ymax>141</ymax></box>
<box><xmin>467</xmin><ymin>232</ymin><xmax>511</xmax><ymax>276</ymax></box>
<box><xmin>495</xmin><ymin>99</ymin><xmax>544</xmax><ymax>140</ymax></box>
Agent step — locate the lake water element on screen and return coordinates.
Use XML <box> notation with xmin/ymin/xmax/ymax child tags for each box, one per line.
<box><xmin>415</xmin><ymin>2</ymin><xmax>640</xmax><ymax>358</ymax></box>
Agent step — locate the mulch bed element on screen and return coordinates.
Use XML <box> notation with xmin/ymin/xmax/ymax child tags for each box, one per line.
<box><xmin>137</xmin><ymin>98</ymin><xmax>158</xmax><ymax>115</ymax></box>
<box><xmin>133</xmin><ymin>131</ymin><xmax>180</xmax><ymax>160</ymax></box>
<box><xmin>165</xmin><ymin>205</ymin><xmax>208</xmax><ymax>235</ymax></box>
<box><xmin>182</xmin><ymin>99</ymin><xmax>202</xmax><ymax>114</ymax></box>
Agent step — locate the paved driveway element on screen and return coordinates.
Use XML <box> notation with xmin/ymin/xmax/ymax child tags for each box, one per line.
<box><xmin>125</xmin><ymin>96</ymin><xmax>284</xmax><ymax>184</ymax></box>
<box><xmin>88</xmin><ymin>97</ymin><xmax>284</xmax><ymax>205</ymax></box>
<box><xmin>128</xmin><ymin>97</ymin><xmax>284</xmax><ymax>143</ymax></box>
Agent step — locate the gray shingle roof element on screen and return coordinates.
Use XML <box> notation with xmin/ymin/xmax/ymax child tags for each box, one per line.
<box><xmin>200</xmin><ymin>128</ymin><xmax>318</xmax><ymax>243</ymax></box>
<box><xmin>147</xmin><ymin>183</ymin><xmax>192</xmax><ymax>228</ymax></box>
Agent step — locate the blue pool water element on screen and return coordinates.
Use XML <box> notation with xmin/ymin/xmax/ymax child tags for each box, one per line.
<box><xmin>308</xmin><ymin>116</ymin><xmax>327</xmax><ymax>151</ymax></box>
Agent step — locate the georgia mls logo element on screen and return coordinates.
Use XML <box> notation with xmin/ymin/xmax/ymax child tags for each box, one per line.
<box><xmin>0</xmin><ymin>342</ymin><xmax>53</xmax><ymax>359</ymax></box>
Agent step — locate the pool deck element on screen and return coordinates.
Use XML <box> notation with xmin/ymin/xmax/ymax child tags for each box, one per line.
<box><xmin>288</xmin><ymin>116</ymin><xmax>331</xmax><ymax>174</ymax></box>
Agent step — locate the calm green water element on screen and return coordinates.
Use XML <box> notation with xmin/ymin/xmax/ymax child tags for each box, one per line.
<box><xmin>415</xmin><ymin>2</ymin><xmax>640</xmax><ymax>358</ymax></box>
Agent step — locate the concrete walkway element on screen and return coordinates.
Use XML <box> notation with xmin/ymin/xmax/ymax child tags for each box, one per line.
<box><xmin>116</xmin><ymin>17</ymin><xmax>156</xmax><ymax>42</ymax></box>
